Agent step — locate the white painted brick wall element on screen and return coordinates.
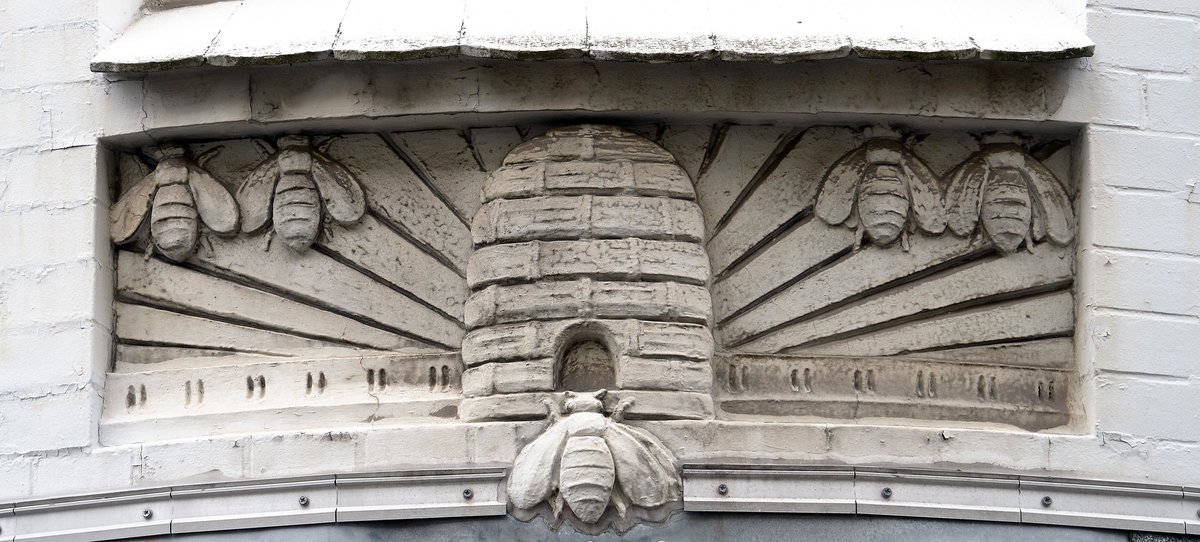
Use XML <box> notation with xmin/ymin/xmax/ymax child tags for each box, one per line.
<box><xmin>1074</xmin><ymin>0</ymin><xmax>1200</xmax><ymax>487</ymax></box>
<box><xmin>0</xmin><ymin>0</ymin><xmax>114</xmax><ymax>501</ymax></box>
<box><xmin>1089</xmin><ymin>0</ymin><xmax>1200</xmax><ymax>18</ymax></box>
<box><xmin>1090</xmin><ymin>311</ymin><xmax>1200</xmax><ymax>377</ymax></box>
<box><xmin>1088</xmin><ymin>128</ymin><xmax>1200</xmax><ymax>192</ymax></box>
<box><xmin>30</xmin><ymin>446</ymin><xmax>139</xmax><ymax>497</ymax></box>
<box><xmin>0</xmin><ymin>391</ymin><xmax>98</xmax><ymax>455</ymax></box>
<box><xmin>0</xmin><ymin>25</ymin><xmax>98</xmax><ymax>89</ymax></box>
<box><xmin>0</xmin><ymin>0</ymin><xmax>1198</xmax><ymax>507</ymax></box>
<box><xmin>1146</xmin><ymin>75</ymin><xmax>1200</xmax><ymax>133</ymax></box>
<box><xmin>1096</xmin><ymin>374</ymin><xmax>1200</xmax><ymax>441</ymax></box>
<box><xmin>1088</xmin><ymin>10</ymin><xmax>1196</xmax><ymax>73</ymax></box>
<box><xmin>140</xmin><ymin>437</ymin><xmax>247</xmax><ymax>483</ymax></box>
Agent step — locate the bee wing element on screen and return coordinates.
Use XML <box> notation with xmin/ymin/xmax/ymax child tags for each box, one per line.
<box><xmin>900</xmin><ymin>150</ymin><xmax>946</xmax><ymax>234</ymax></box>
<box><xmin>1021</xmin><ymin>154</ymin><xmax>1075</xmax><ymax>245</ymax></box>
<box><xmin>310</xmin><ymin>151</ymin><xmax>366</xmax><ymax>225</ymax></box>
<box><xmin>187</xmin><ymin>164</ymin><xmax>239</xmax><ymax>234</ymax></box>
<box><xmin>237</xmin><ymin>159</ymin><xmax>279</xmax><ymax>233</ymax></box>
<box><xmin>118</xmin><ymin>152</ymin><xmax>150</xmax><ymax>190</ymax></box>
<box><xmin>508</xmin><ymin>421</ymin><xmax>568</xmax><ymax>510</ymax></box>
<box><xmin>814</xmin><ymin>146</ymin><xmax>870</xmax><ymax>226</ymax></box>
<box><xmin>603</xmin><ymin>423</ymin><xmax>679</xmax><ymax>509</ymax></box>
<box><xmin>942</xmin><ymin>154</ymin><xmax>987</xmax><ymax>237</ymax></box>
<box><xmin>110</xmin><ymin>167</ymin><xmax>160</xmax><ymax>244</ymax></box>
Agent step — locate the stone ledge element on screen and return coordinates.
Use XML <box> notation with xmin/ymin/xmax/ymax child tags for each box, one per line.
<box><xmin>2</xmin><ymin>468</ymin><xmax>506</xmax><ymax>542</ymax></box>
<box><xmin>100</xmin><ymin>352</ymin><xmax>464</xmax><ymax>446</ymax></box>
<box><xmin>90</xmin><ymin>0</ymin><xmax>1094</xmax><ymax>73</ymax></box>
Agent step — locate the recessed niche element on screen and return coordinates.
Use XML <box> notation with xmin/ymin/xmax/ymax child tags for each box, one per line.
<box><xmin>558</xmin><ymin>340</ymin><xmax>615</xmax><ymax>392</ymax></box>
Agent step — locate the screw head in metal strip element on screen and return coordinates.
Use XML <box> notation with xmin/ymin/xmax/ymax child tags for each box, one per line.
<box><xmin>463</xmin><ymin>489</ymin><xmax>474</xmax><ymax>500</ymax></box>
<box><xmin>881</xmin><ymin>487</ymin><xmax>893</xmax><ymax>499</ymax></box>
<box><xmin>298</xmin><ymin>496</ymin><xmax>310</xmax><ymax>507</ymax></box>
<box><xmin>717</xmin><ymin>484</ymin><xmax>729</xmax><ymax>495</ymax></box>
<box><xmin>142</xmin><ymin>509</ymin><xmax>153</xmax><ymax>519</ymax></box>
<box><xmin>1041</xmin><ymin>496</ymin><xmax>1053</xmax><ymax>507</ymax></box>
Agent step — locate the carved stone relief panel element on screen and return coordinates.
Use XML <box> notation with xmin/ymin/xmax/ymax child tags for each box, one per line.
<box><xmin>102</xmin><ymin>122</ymin><xmax>1077</xmax><ymax>444</ymax></box>
<box><xmin>706</xmin><ymin>127</ymin><xmax>1075</xmax><ymax>431</ymax></box>
<box><xmin>104</xmin><ymin>131</ymin><xmax>494</xmax><ymax>441</ymax></box>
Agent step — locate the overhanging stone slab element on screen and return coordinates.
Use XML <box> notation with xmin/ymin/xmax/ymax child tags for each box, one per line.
<box><xmin>92</xmin><ymin>0</ymin><xmax>1094</xmax><ymax>73</ymax></box>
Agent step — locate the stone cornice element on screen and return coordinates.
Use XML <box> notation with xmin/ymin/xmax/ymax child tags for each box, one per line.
<box><xmin>91</xmin><ymin>0</ymin><xmax>1094</xmax><ymax>73</ymax></box>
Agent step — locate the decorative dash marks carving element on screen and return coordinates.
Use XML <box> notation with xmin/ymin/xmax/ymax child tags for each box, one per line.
<box><xmin>508</xmin><ymin>390</ymin><xmax>681</xmax><ymax>533</ymax></box>
<box><xmin>716</xmin><ymin>355</ymin><xmax>1070</xmax><ymax>430</ymax></box>
<box><xmin>102</xmin><ymin>124</ymin><xmax>1081</xmax><ymax>443</ymax></box>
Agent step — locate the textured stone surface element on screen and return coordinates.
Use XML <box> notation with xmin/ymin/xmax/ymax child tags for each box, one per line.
<box><xmin>472</xmin><ymin>195</ymin><xmax>704</xmax><ymax>245</ymax></box>
<box><xmin>465</xmin><ymin>281</ymin><xmax>711</xmax><ymax>329</ymax></box>
<box><xmin>483</xmin><ymin>160</ymin><xmax>695</xmax><ymax>202</ymax></box>
<box><xmin>90</xmin><ymin>0</ymin><xmax>1094</xmax><ymax>72</ymax></box>
<box><xmin>462</xmin><ymin>319</ymin><xmax>714</xmax><ymax>367</ymax></box>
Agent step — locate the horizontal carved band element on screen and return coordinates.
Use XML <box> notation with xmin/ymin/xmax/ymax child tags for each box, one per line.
<box><xmin>102</xmin><ymin>352</ymin><xmax>463</xmax><ymax>445</ymax></box>
<box><xmin>502</xmin><ymin>126</ymin><xmax>677</xmax><ymax>166</ymax></box>
<box><xmin>715</xmin><ymin>354</ymin><xmax>1070</xmax><ymax>431</ymax></box>
<box><xmin>3</xmin><ymin>469</ymin><xmax>507</xmax><ymax>540</ymax></box>
<box><xmin>465</xmin><ymin>280</ymin><xmax>711</xmax><ymax>329</ymax></box>
<box><xmin>682</xmin><ymin>466</ymin><xmax>1193</xmax><ymax>534</ymax></box>
<box><xmin>462</xmin><ymin>359</ymin><xmax>556</xmax><ymax>397</ymax></box>
<box><xmin>472</xmin><ymin>195</ymin><xmax>704</xmax><ymax>246</ymax></box>
<box><xmin>466</xmin><ymin>239</ymin><xmax>710</xmax><ymax>289</ymax></box>
<box><xmin>461</xmin><ymin>319</ymin><xmax>714</xmax><ymax>367</ymax></box>
<box><xmin>462</xmin><ymin>356</ymin><xmax>712</xmax><ymax>398</ymax></box>
<box><xmin>458</xmin><ymin>390</ymin><xmax>715</xmax><ymax>422</ymax></box>
<box><xmin>483</xmin><ymin>160</ymin><xmax>695</xmax><ymax>203</ymax></box>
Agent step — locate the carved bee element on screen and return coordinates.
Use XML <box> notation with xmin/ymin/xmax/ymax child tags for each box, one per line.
<box><xmin>815</xmin><ymin>139</ymin><xmax>946</xmax><ymax>250</ymax></box>
<box><xmin>238</xmin><ymin>135</ymin><xmax>366</xmax><ymax>252</ymax></box>
<box><xmin>508</xmin><ymin>390</ymin><xmax>680</xmax><ymax>525</ymax></box>
<box><xmin>110</xmin><ymin>144</ymin><xmax>239</xmax><ymax>262</ymax></box>
<box><xmin>943</xmin><ymin>144</ymin><xmax>1075</xmax><ymax>254</ymax></box>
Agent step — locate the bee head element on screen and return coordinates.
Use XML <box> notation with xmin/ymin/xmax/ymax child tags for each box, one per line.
<box><xmin>863</xmin><ymin>139</ymin><xmax>904</xmax><ymax>165</ymax></box>
<box><xmin>277</xmin><ymin>135</ymin><xmax>311</xmax><ymax>150</ymax></box>
<box><xmin>562</xmin><ymin>389</ymin><xmax>606</xmax><ymax>414</ymax></box>
<box><xmin>863</xmin><ymin>125</ymin><xmax>903</xmax><ymax>141</ymax></box>
<box><xmin>158</xmin><ymin>144</ymin><xmax>187</xmax><ymax>159</ymax></box>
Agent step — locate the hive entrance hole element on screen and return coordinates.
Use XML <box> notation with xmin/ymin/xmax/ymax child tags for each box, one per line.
<box><xmin>558</xmin><ymin>339</ymin><xmax>615</xmax><ymax>392</ymax></box>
